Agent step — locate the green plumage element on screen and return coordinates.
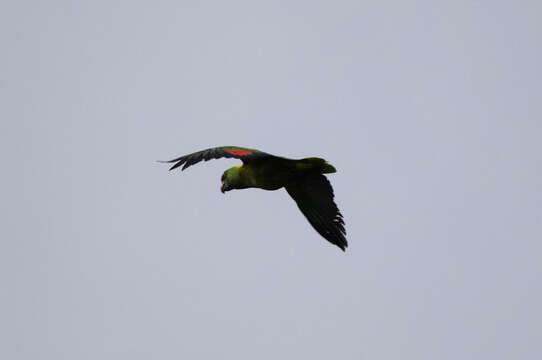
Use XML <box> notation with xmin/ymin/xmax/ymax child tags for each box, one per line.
<box><xmin>160</xmin><ymin>146</ymin><xmax>347</xmax><ymax>251</ymax></box>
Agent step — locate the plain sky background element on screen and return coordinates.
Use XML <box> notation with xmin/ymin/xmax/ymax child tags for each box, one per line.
<box><xmin>2</xmin><ymin>1</ymin><xmax>541</xmax><ymax>359</ymax></box>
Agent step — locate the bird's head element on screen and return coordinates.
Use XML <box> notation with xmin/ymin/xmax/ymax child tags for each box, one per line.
<box><xmin>220</xmin><ymin>170</ymin><xmax>231</xmax><ymax>193</ymax></box>
<box><xmin>220</xmin><ymin>165</ymin><xmax>242</xmax><ymax>193</ymax></box>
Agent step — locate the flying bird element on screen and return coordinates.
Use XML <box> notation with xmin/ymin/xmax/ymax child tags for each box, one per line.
<box><xmin>160</xmin><ymin>146</ymin><xmax>347</xmax><ymax>251</ymax></box>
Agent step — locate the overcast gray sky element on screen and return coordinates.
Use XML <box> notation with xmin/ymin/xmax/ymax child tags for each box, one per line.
<box><xmin>2</xmin><ymin>1</ymin><xmax>541</xmax><ymax>359</ymax></box>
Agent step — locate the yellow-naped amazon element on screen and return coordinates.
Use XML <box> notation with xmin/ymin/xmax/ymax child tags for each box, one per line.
<box><xmin>160</xmin><ymin>146</ymin><xmax>347</xmax><ymax>251</ymax></box>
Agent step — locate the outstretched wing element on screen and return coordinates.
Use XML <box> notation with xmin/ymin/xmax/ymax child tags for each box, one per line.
<box><xmin>159</xmin><ymin>146</ymin><xmax>273</xmax><ymax>171</ymax></box>
<box><xmin>285</xmin><ymin>174</ymin><xmax>347</xmax><ymax>251</ymax></box>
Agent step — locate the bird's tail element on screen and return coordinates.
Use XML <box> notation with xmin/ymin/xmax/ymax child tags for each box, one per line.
<box><xmin>297</xmin><ymin>157</ymin><xmax>337</xmax><ymax>174</ymax></box>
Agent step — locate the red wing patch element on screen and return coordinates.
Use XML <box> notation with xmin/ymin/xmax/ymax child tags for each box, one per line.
<box><xmin>226</xmin><ymin>149</ymin><xmax>252</xmax><ymax>156</ymax></box>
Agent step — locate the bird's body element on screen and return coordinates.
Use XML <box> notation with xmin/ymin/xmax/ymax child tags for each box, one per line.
<box><xmin>160</xmin><ymin>146</ymin><xmax>347</xmax><ymax>251</ymax></box>
<box><xmin>226</xmin><ymin>157</ymin><xmax>292</xmax><ymax>190</ymax></box>
<box><xmin>225</xmin><ymin>156</ymin><xmax>335</xmax><ymax>191</ymax></box>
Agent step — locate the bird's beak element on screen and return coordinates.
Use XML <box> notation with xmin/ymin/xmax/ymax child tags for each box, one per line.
<box><xmin>221</xmin><ymin>182</ymin><xmax>227</xmax><ymax>193</ymax></box>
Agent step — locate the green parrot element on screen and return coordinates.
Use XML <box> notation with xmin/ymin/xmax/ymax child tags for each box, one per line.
<box><xmin>160</xmin><ymin>146</ymin><xmax>347</xmax><ymax>251</ymax></box>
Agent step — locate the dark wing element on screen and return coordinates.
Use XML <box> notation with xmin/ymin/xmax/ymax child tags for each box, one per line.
<box><xmin>285</xmin><ymin>174</ymin><xmax>347</xmax><ymax>251</ymax></box>
<box><xmin>159</xmin><ymin>146</ymin><xmax>274</xmax><ymax>171</ymax></box>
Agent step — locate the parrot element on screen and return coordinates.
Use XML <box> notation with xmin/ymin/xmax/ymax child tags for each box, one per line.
<box><xmin>160</xmin><ymin>146</ymin><xmax>347</xmax><ymax>251</ymax></box>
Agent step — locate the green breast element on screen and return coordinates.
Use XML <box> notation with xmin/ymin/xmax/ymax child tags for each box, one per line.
<box><xmin>241</xmin><ymin>159</ymin><xmax>297</xmax><ymax>191</ymax></box>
